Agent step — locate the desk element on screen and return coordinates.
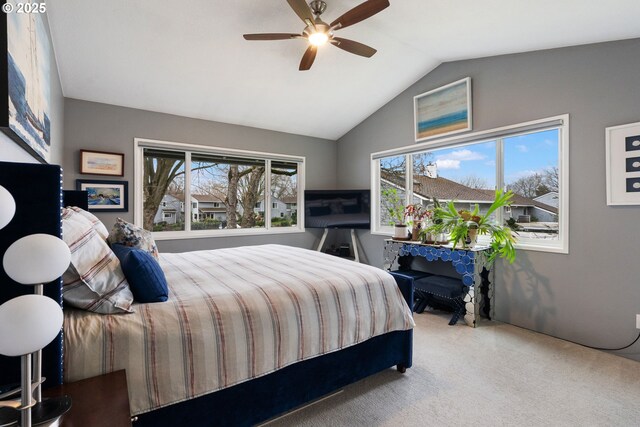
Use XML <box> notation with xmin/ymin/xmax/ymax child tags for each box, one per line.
<box><xmin>43</xmin><ymin>370</ymin><xmax>132</xmax><ymax>427</ymax></box>
<box><xmin>384</xmin><ymin>240</ymin><xmax>494</xmax><ymax>327</ymax></box>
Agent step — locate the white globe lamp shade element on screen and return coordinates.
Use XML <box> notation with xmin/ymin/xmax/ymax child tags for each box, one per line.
<box><xmin>0</xmin><ymin>185</ymin><xmax>16</xmax><ymax>230</ymax></box>
<box><xmin>2</xmin><ymin>234</ymin><xmax>71</xmax><ymax>285</ymax></box>
<box><xmin>0</xmin><ymin>294</ymin><xmax>63</xmax><ymax>357</ymax></box>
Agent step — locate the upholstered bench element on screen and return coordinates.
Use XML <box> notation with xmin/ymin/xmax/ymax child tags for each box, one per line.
<box><xmin>413</xmin><ymin>275</ymin><xmax>467</xmax><ymax>325</ymax></box>
<box><xmin>388</xmin><ymin>270</ymin><xmax>431</xmax><ymax>312</ymax></box>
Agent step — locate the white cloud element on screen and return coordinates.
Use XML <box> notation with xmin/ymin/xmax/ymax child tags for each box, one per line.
<box><xmin>516</xmin><ymin>144</ymin><xmax>529</xmax><ymax>153</ymax></box>
<box><xmin>485</xmin><ymin>160</ymin><xmax>496</xmax><ymax>166</ymax></box>
<box><xmin>436</xmin><ymin>159</ymin><xmax>461</xmax><ymax>169</ymax></box>
<box><xmin>442</xmin><ymin>149</ymin><xmax>486</xmax><ymax>161</ymax></box>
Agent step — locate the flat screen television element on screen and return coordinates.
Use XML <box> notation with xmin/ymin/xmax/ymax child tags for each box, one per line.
<box><xmin>304</xmin><ymin>189</ymin><xmax>370</xmax><ymax>229</ymax></box>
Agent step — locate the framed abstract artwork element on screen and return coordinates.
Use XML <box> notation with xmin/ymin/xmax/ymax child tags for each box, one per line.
<box><xmin>80</xmin><ymin>150</ymin><xmax>125</xmax><ymax>176</ymax></box>
<box><xmin>606</xmin><ymin>121</ymin><xmax>640</xmax><ymax>205</ymax></box>
<box><xmin>414</xmin><ymin>77</ymin><xmax>472</xmax><ymax>143</ymax></box>
<box><xmin>0</xmin><ymin>1</ymin><xmax>52</xmax><ymax>163</ymax></box>
<box><xmin>76</xmin><ymin>179</ymin><xmax>129</xmax><ymax>212</ymax></box>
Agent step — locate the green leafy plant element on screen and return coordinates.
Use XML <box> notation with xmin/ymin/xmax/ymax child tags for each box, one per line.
<box><xmin>381</xmin><ymin>187</ymin><xmax>405</xmax><ymax>225</ymax></box>
<box><xmin>427</xmin><ymin>189</ymin><xmax>518</xmax><ymax>263</ymax></box>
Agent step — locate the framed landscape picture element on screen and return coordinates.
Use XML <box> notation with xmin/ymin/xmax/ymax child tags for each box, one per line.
<box><xmin>606</xmin><ymin>121</ymin><xmax>640</xmax><ymax>205</ymax></box>
<box><xmin>414</xmin><ymin>77</ymin><xmax>472</xmax><ymax>143</ymax></box>
<box><xmin>0</xmin><ymin>2</ymin><xmax>52</xmax><ymax>163</ymax></box>
<box><xmin>76</xmin><ymin>179</ymin><xmax>128</xmax><ymax>212</ymax></box>
<box><xmin>80</xmin><ymin>150</ymin><xmax>125</xmax><ymax>176</ymax></box>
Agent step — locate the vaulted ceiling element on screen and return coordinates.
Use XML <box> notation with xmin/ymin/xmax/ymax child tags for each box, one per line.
<box><xmin>47</xmin><ymin>0</ymin><xmax>640</xmax><ymax>140</ymax></box>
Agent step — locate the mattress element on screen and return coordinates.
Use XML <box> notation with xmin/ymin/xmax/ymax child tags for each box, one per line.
<box><xmin>63</xmin><ymin>244</ymin><xmax>414</xmax><ymax>415</ymax></box>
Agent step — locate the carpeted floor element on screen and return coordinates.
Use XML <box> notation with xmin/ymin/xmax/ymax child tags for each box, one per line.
<box><xmin>264</xmin><ymin>312</ymin><xmax>640</xmax><ymax>426</ymax></box>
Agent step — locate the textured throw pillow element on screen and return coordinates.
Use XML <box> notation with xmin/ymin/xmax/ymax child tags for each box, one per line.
<box><xmin>64</xmin><ymin>206</ymin><xmax>109</xmax><ymax>240</ymax></box>
<box><xmin>108</xmin><ymin>218</ymin><xmax>159</xmax><ymax>259</ymax></box>
<box><xmin>112</xmin><ymin>244</ymin><xmax>169</xmax><ymax>303</ymax></box>
<box><xmin>61</xmin><ymin>209</ymin><xmax>134</xmax><ymax>314</ymax></box>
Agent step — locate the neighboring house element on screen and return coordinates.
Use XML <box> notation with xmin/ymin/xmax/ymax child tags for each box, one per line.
<box><xmin>192</xmin><ymin>194</ymin><xmax>227</xmax><ymax>222</ymax></box>
<box><xmin>157</xmin><ymin>193</ymin><xmax>297</xmax><ymax>224</ymax></box>
<box><xmin>282</xmin><ymin>195</ymin><xmax>298</xmax><ymax>217</ymax></box>
<box><xmin>154</xmin><ymin>194</ymin><xmax>184</xmax><ymax>225</ymax></box>
<box><xmin>254</xmin><ymin>197</ymin><xmax>291</xmax><ymax>218</ymax></box>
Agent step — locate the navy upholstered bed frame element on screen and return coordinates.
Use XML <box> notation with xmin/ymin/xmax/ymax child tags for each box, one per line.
<box><xmin>0</xmin><ymin>161</ymin><xmax>413</xmax><ymax>426</ymax></box>
<box><xmin>0</xmin><ymin>161</ymin><xmax>64</xmax><ymax>389</ymax></box>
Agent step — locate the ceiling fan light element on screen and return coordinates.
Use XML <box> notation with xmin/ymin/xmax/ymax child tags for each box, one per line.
<box><xmin>308</xmin><ymin>32</ymin><xmax>329</xmax><ymax>46</ymax></box>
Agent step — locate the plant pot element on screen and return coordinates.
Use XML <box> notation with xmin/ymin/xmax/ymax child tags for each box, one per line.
<box><xmin>393</xmin><ymin>224</ymin><xmax>408</xmax><ymax>239</ymax></box>
<box><xmin>409</xmin><ymin>221</ymin><xmax>421</xmax><ymax>241</ymax></box>
<box><xmin>465</xmin><ymin>228</ymin><xmax>478</xmax><ymax>248</ymax></box>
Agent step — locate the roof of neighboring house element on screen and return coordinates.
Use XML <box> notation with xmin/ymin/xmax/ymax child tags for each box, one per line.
<box><xmin>382</xmin><ymin>171</ymin><xmax>558</xmax><ymax>214</ymax></box>
<box><xmin>164</xmin><ymin>193</ymin><xmax>184</xmax><ymax>202</ymax></box>
<box><xmin>192</xmin><ymin>194</ymin><xmax>225</xmax><ymax>203</ymax></box>
<box><xmin>281</xmin><ymin>195</ymin><xmax>298</xmax><ymax>204</ymax></box>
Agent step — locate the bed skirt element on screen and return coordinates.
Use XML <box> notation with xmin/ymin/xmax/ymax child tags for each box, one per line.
<box><xmin>135</xmin><ymin>328</ymin><xmax>412</xmax><ymax>427</ymax></box>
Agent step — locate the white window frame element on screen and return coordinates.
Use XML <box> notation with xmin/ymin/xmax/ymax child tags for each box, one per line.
<box><xmin>134</xmin><ymin>138</ymin><xmax>306</xmax><ymax>240</ymax></box>
<box><xmin>371</xmin><ymin>115</ymin><xmax>569</xmax><ymax>254</ymax></box>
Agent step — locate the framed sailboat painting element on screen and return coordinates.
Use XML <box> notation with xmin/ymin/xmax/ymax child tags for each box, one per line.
<box><xmin>0</xmin><ymin>1</ymin><xmax>52</xmax><ymax>163</ymax></box>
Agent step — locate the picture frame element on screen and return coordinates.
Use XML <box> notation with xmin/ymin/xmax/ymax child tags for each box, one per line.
<box><xmin>0</xmin><ymin>2</ymin><xmax>53</xmax><ymax>163</ymax></box>
<box><xmin>414</xmin><ymin>77</ymin><xmax>472</xmax><ymax>143</ymax></box>
<box><xmin>76</xmin><ymin>179</ymin><xmax>128</xmax><ymax>212</ymax></box>
<box><xmin>80</xmin><ymin>150</ymin><xmax>125</xmax><ymax>176</ymax></box>
<box><xmin>606</xmin><ymin>121</ymin><xmax>640</xmax><ymax>206</ymax></box>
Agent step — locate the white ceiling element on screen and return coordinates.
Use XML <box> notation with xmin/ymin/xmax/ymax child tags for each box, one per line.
<box><xmin>47</xmin><ymin>0</ymin><xmax>640</xmax><ymax>140</ymax></box>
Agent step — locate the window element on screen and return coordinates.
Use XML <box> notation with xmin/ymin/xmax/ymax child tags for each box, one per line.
<box><xmin>134</xmin><ymin>139</ymin><xmax>305</xmax><ymax>239</ymax></box>
<box><xmin>371</xmin><ymin>115</ymin><xmax>568</xmax><ymax>253</ymax></box>
<box><xmin>161</xmin><ymin>201</ymin><xmax>167</xmax><ymax>207</ymax></box>
<box><xmin>163</xmin><ymin>212</ymin><xmax>173</xmax><ymax>220</ymax></box>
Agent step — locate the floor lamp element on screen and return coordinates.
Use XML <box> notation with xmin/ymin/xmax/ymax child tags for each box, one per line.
<box><xmin>0</xmin><ymin>185</ymin><xmax>72</xmax><ymax>426</ymax></box>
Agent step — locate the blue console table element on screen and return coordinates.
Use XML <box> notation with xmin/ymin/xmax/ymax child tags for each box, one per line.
<box><xmin>384</xmin><ymin>240</ymin><xmax>494</xmax><ymax>327</ymax></box>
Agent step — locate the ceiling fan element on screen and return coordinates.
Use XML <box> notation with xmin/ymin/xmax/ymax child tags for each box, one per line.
<box><xmin>243</xmin><ymin>0</ymin><xmax>390</xmax><ymax>71</ymax></box>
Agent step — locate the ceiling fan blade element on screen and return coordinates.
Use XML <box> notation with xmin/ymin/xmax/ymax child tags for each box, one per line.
<box><xmin>287</xmin><ymin>0</ymin><xmax>316</xmax><ymax>27</ymax></box>
<box><xmin>331</xmin><ymin>37</ymin><xmax>377</xmax><ymax>57</ymax></box>
<box><xmin>330</xmin><ymin>0</ymin><xmax>390</xmax><ymax>30</ymax></box>
<box><xmin>299</xmin><ymin>45</ymin><xmax>317</xmax><ymax>71</ymax></box>
<box><xmin>243</xmin><ymin>33</ymin><xmax>301</xmax><ymax>41</ymax></box>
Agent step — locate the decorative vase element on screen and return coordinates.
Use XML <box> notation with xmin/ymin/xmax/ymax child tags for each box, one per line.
<box><xmin>393</xmin><ymin>224</ymin><xmax>408</xmax><ymax>239</ymax></box>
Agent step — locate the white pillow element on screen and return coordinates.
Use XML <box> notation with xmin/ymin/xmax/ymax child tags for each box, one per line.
<box><xmin>61</xmin><ymin>208</ymin><xmax>133</xmax><ymax>314</ymax></box>
<box><xmin>65</xmin><ymin>206</ymin><xmax>109</xmax><ymax>240</ymax></box>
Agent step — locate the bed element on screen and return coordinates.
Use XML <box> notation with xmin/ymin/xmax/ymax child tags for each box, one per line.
<box><xmin>0</xmin><ymin>161</ymin><xmax>415</xmax><ymax>426</ymax></box>
<box><xmin>64</xmin><ymin>245</ymin><xmax>414</xmax><ymax>425</ymax></box>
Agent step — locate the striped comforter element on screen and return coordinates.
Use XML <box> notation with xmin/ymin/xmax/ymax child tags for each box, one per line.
<box><xmin>63</xmin><ymin>244</ymin><xmax>414</xmax><ymax>415</ymax></box>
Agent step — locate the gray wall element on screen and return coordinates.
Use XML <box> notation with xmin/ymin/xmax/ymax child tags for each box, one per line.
<box><xmin>337</xmin><ymin>38</ymin><xmax>640</xmax><ymax>360</ymax></box>
<box><xmin>0</xmin><ymin>13</ymin><xmax>64</xmax><ymax>165</ymax></box>
<box><xmin>63</xmin><ymin>99</ymin><xmax>337</xmax><ymax>252</ymax></box>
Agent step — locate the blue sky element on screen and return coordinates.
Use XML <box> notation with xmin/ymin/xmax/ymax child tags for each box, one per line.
<box><xmin>424</xmin><ymin>129</ymin><xmax>559</xmax><ymax>188</ymax></box>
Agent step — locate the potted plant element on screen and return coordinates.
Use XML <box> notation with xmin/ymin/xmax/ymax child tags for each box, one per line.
<box><xmin>404</xmin><ymin>203</ymin><xmax>429</xmax><ymax>241</ymax></box>
<box><xmin>427</xmin><ymin>189</ymin><xmax>518</xmax><ymax>263</ymax></box>
<box><xmin>381</xmin><ymin>187</ymin><xmax>408</xmax><ymax>239</ymax></box>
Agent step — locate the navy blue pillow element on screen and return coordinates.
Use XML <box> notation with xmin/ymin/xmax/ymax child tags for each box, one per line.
<box><xmin>111</xmin><ymin>244</ymin><xmax>169</xmax><ymax>303</ymax></box>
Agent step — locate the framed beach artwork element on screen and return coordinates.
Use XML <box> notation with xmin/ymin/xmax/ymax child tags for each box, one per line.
<box><xmin>414</xmin><ymin>77</ymin><xmax>472</xmax><ymax>143</ymax></box>
<box><xmin>80</xmin><ymin>150</ymin><xmax>125</xmax><ymax>176</ymax></box>
<box><xmin>76</xmin><ymin>179</ymin><xmax>129</xmax><ymax>212</ymax></box>
<box><xmin>0</xmin><ymin>1</ymin><xmax>52</xmax><ymax>163</ymax></box>
<box><xmin>606</xmin><ymin>122</ymin><xmax>640</xmax><ymax>205</ymax></box>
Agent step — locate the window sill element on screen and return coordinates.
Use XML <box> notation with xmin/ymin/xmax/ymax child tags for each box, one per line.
<box><xmin>152</xmin><ymin>227</ymin><xmax>306</xmax><ymax>241</ymax></box>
